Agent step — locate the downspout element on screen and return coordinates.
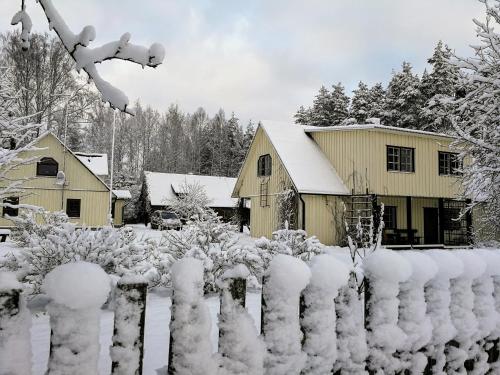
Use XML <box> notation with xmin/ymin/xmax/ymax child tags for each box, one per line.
<box><xmin>299</xmin><ymin>194</ymin><xmax>306</xmax><ymax>231</ymax></box>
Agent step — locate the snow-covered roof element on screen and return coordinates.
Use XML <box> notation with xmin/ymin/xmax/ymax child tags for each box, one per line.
<box><xmin>261</xmin><ymin>121</ymin><xmax>349</xmax><ymax>195</ymax></box>
<box><xmin>74</xmin><ymin>152</ymin><xmax>109</xmax><ymax>176</ymax></box>
<box><xmin>112</xmin><ymin>190</ymin><xmax>132</xmax><ymax>200</ymax></box>
<box><xmin>302</xmin><ymin>124</ymin><xmax>455</xmax><ymax>139</ymax></box>
<box><xmin>144</xmin><ymin>172</ymin><xmax>238</xmax><ymax>208</ymax></box>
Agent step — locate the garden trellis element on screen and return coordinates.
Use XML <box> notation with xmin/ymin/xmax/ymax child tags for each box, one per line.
<box><xmin>2</xmin><ymin>249</ymin><xmax>500</xmax><ymax>374</ymax></box>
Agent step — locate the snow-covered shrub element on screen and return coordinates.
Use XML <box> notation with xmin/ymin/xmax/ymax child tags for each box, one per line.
<box><xmin>43</xmin><ymin>262</ymin><xmax>110</xmax><ymax>375</ymax></box>
<box><xmin>158</xmin><ymin>209</ymin><xmax>263</xmax><ymax>292</ymax></box>
<box><xmin>397</xmin><ymin>251</ymin><xmax>438</xmax><ymax>373</ymax></box>
<box><xmin>263</xmin><ymin>254</ymin><xmax>311</xmax><ymax>375</ymax></box>
<box><xmin>276</xmin><ymin>188</ymin><xmax>297</xmax><ymax>229</ymax></box>
<box><xmin>0</xmin><ymin>272</ymin><xmax>31</xmax><ymax>375</ymax></box>
<box><xmin>301</xmin><ymin>254</ymin><xmax>349</xmax><ymax>374</ymax></box>
<box><xmin>218</xmin><ymin>265</ymin><xmax>265</xmax><ymax>375</ymax></box>
<box><xmin>9</xmin><ymin>209</ymin><xmax>69</xmax><ymax>247</ymax></box>
<box><xmin>445</xmin><ymin>250</ymin><xmax>486</xmax><ymax>374</ymax></box>
<box><xmin>424</xmin><ymin>250</ymin><xmax>464</xmax><ymax>374</ymax></box>
<box><xmin>469</xmin><ymin>250</ymin><xmax>500</xmax><ymax>374</ymax></box>
<box><xmin>363</xmin><ymin>249</ymin><xmax>412</xmax><ymax>374</ymax></box>
<box><xmin>166</xmin><ymin>181</ymin><xmax>212</xmax><ymax>222</ymax></box>
<box><xmin>169</xmin><ymin>258</ymin><xmax>218</xmax><ymax>375</ymax></box>
<box><xmin>2</xmin><ymin>224</ymin><xmax>154</xmax><ymax>293</ymax></box>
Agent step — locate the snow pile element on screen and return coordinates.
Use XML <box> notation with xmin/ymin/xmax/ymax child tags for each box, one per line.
<box><xmin>110</xmin><ymin>275</ymin><xmax>148</xmax><ymax>375</ymax></box>
<box><xmin>301</xmin><ymin>254</ymin><xmax>349</xmax><ymax>374</ymax></box>
<box><xmin>445</xmin><ymin>250</ymin><xmax>486</xmax><ymax>374</ymax></box>
<box><xmin>0</xmin><ymin>272</ymin><xmax>32</xmax><ymax>375</ymax></box>
<box><xmin>363</xmin><ymin>249</ymin><xmax>412</xmax><ymax>373</ymax></box>
<box><xmin>169</xmin><ymin>258</ymin><xmax>218</xmax><ymax>375</ymax></box>
<box><xmin>397</xmin><ymin>251</ymin><xmax>438</xmax><ymax>373</ymax></box>
<box><xmin>263</xmin><ymin>254</ymin><xmax>311</xmax><ymax>375</ymax></box>
<box><xmin>218</xmin><ymin>286</ymin><xmax>265</xmax><ymax>375</ymax></box>
<box><xmin>424</xmin><ymin>250</ymin><xmax>464</xmax><ymax>374</ymax></box>
<box><xmin>42</xmin><ymin>262</ymin><xmax>110</xmax><ymax>375</ymax></box>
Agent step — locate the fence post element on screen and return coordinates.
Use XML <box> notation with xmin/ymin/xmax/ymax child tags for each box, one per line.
<box><xmin>111</xmin><ymin>275</ymin><xmax>148</xmax><ymax>375</ymax></box>
<box><xmin>0</xmin><ymin>272</ymin><xmax>31</xmax><ymax>375</ymax></box>
<box><xmin>218</xmin><ymin>277</ymin><xmax>247</xmax><ymax>345</ymax></box>
<box><xmin>260</xmin><ymin>275</ymin><xmax>267</xmax><ymax>336</ymax></box>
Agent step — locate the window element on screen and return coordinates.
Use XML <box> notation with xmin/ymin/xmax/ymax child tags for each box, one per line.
<box><xmin>387</xmin><ymin>146</ymin><xmax>414</xmax><ymax>172</ymax></box>
<box><xmin>383</xmin><ymin>206</ymin><xmax>397</xmax><ymax>229</ymax></box>
<box><xmin>439</xmin><ymin>152</ymin><xmax>462</xmax><ymax>176</ymax></box>
<box><xmin>2</xmin><ymin>197</ymin><xmax>19</xmax><ymax>217</ymax></box>
<box><xmin>66</xmin><ymin>199</ymin><xmax>81</xmax><ymax>218</ymax></box>
<box><xmin>260</xmin><ymin>181</ymin><xmax>269</xmax><ymax>207</ymax></box>
<box><xmin>257</xmin><ymin>154</ymin><xmax>272</xmax><ymax>177</ymax></box>
<box><xmin>36</xmin><ymin>157</ymin><xmax>58</xmax><ymax>176</ymax></box>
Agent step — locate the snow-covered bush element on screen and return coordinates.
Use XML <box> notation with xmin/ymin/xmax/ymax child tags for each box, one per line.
<box><xmin>43</xmin><ymin>262</ymin><xmax>110</xmax><ymax>375</ymax></box>
<box><xmin>301</xmin><ymin>254</ymin><xmax>349</xmax><ymax>374</ymax></box>
<box><xmin>0</xmin><ymin>272</ymin><xmax>31</xmax><ymax>375</ymax></box>
<box><xmin>445</xmin><ymin>250</ymin><xmax>486</xmax><ymax>373</ymax></box>
<box><xmin>218</xmin><ymin>265</ymin><xmax>265</xmax><ymax>375</ymax></box>
<box><xmin>363</xmin><ymin>249</ymin><xmax>412</xmax><ymax>374</ymax></box>
<box><xmin>397</xmin><ymin>251</ymin><xmax>438</xmax><ymax>373</ymax></box>
<box><xmin>9</xmin><ymin>209</ymin><xmax>69</xmax><ymax>247</ymax></box>
<box><xmin>424</xmin><ymin>250</ymin><xmax>464</xmax><ymax>374</ymax></box>
<box><xmin>169</xmin><ymin>258</ymin><xmax>218</xmax><ymax>375</ymax></box>
<box><xmin>263</xmin><ymin>254</ymin><xmax>311</xmax><ymax>375</ymax></box>
<box><xmin>166</xmin><ymin>181</ymin><xmax>213</xmax><ymax>222</ymax></box>
<box><xmin>1</xmin><ymin>224</ymin><xmax>154</xmax><ymax>293</ymax></box>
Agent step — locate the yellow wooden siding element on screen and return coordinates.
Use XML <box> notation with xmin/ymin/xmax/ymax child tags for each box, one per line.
<box><xmin>0</xmin><ymin>133</ymin><xmax>110</xmax><ymax>227</ymax></box>
<box><xmin>236</xmin><ymin>127</ymin><xmax>294</xmax><ymax>239</ymax></box>
<box><xmin>114</xmin><ymin>199</ymin><xmax>125</xmax><ymax>226</ymax></box>
<box><xmin>311</xmin><ymin>129</ymin><xmax>463</xmax><ymax>198</ymax></box>
<box><xmin>303</xmin><ymin>194</ymin><xmax>344</xmax><ymax>245</ymax></box>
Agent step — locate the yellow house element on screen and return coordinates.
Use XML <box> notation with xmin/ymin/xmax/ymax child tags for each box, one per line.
<box><xmin>0</xmin><ymin>132</ymin><xmax>129</xmax><ymax>228</ymax></box>
<box><xmin>233</xmin><ymin>122</ymin><xmax>472</xmax><ymax>247</ymax></box>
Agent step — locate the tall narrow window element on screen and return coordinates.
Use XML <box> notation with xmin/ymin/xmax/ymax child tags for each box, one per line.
<box><xmin>383</xmin><ymin>206</ymin><xmax>397</xmax><ymax>229</ymax></box>
<box><xmin>439</xmin><ymin>152</ymin><xmax>462</xmax><ymax>176</ymax></box>
<box><xmin>66</xmin><ymin>199</ymin><xmax>81</xmax><ymax>218</ymax></box>
<box><xmin>260</xmin><ymin>181</ymin><xmax>269</xmax><ymax>207</ymax></box>
<box><xmin>257</xmin><ymin>154</ymin><xmax>272</xmax><ymax>177</ymax></box>
<box><xmin>2</xmin><ymin>197</ymin><xmax>19</xmax><ymax>217</ymax></box>
<box><xmin>36</xmin><ymin>157</ymin><xmax>59</xmax><ymax>176</ymax></box>
<box><xmin>387</xmin><ymin>146</ymin><xmax>414</xmax><ymax>172</ymax></box>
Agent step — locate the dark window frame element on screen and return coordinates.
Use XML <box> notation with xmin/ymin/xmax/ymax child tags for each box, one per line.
<box><xmin>387</xmin><ymin>145</ymin><xmax>415</xmax><ymax>172</ymax></box>
<box><xmin>383</xmin><ymin>205</ymin><xmax>397</xmax><ymax>229</ymax></box>
<box><xmin>2</xmin><ymin>197</ymin><xmax>19</xmax><ymax>217</ymax></box>
<box><xmin>257</xmin><ymin>154</ymin><xmax>272</xmax><ymax>177</ymax></box>
<box><xmin>36</xmin><ymin>157</ymin><xmax>59</xmax><ymax>177</ymax></box>
<box><xmin>259</xmin><ymin>181</ymin><xmax>269</xmax><ymax>207</ymax></box>
<box><xmin>66</xmin><ymin>198</ymin><xmax>81</xmax><ymax>218</ymax></box>
<box><xmin>438</xmin><ymin>151</ymin><xmax>462</xmax><ymax>176</ymax></box>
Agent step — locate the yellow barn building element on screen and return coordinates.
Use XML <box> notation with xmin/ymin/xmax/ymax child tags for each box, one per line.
<box><xmin>0</xmin><ymin>132</ymin><xmax>129</xmax><ymax>228</ymax></box>
<box><xmin>233</xmin><ymin>122</ymin><xmax>473</xmax><ymax>247</ymax></box>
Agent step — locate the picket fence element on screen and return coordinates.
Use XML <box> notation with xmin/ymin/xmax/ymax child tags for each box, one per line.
<box><xmin>1</xmin><ymin>249</ymin><xmax>500</xmax><ymax>375</ymax></box>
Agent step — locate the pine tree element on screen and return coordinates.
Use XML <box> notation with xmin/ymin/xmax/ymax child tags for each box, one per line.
<box><xmin>294</xmin><ymin>105</ymin><xmax>310</xmax><ymax>125</ymax></box>
<box><xmin>329</xmin><ymin>83</ymin><xmax>350</xmax><ymax>125</ymax></box>
<box><xmin>350</xmin><ymin>81</ymin><xmax>371</xmax><ymax>123</ymax></box>
<box><xmin>368</xmin><ymin>82</ymin><xmax>386</xmax><ymax>120</ymax></box>
<box><xmin>309</xmin><ymin>86</ymin><xmax>333</xmax><ymax>127</ymax></box>
<box><xmin>382</xmin><ymin>62</ymin><xmax>424</xmax><ymax>129</ymax></box>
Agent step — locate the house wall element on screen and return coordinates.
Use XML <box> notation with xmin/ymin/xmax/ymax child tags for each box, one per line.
<box><xmin>311</xmin><ymin>129</ymin><xmax>464</xmax><ymax>198</ymax></box>
<box><xmin>114</xmin><ymin>199</ymin><xmax>125</xmax><ymax>226</ymax></box>
<box><xmin>302</xmin><ymin>194</ymin><xmax>344</xmax><ymax>245</ymax></box>
<box><xmin>236</xmin><ymin>127</ymin><xmax>294</xmax><ymax>239</ymax></box>
<box><xmin>0</xmin><ymin>134</ymin><xmax>110</xmax><ymax>228</ymax></box>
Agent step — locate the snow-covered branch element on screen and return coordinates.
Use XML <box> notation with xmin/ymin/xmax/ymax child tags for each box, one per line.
<box><xmin>16</xmin><ymin>0</ymin><xmax>166</xmax><ymax>114</ymax></box>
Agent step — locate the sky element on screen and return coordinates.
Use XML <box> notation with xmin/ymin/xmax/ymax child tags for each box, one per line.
<box><xmin>0</xmin><ymin>0</ymin><xmax>485</xmax><ymax>125</ymax></box>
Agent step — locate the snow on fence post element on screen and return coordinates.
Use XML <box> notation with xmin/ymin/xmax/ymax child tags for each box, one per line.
<box><xmin>262</xmin><ymin>254</ymin><xmax>311</xmax><ymax>375</ymax></box>
<box><xmin>168</xmin><ymin>258</ymin><xmax>218</xmax><ymax>375</ymax></box>
<box><xmin>471</xmin><ymin>250</ymin><xmax>500</xmax><ymax>374</ymax></box>
<box><xmin>111</xmin><ymin>274</ymin><xmax>148</xmax><ymax>375</ymax></box>
<box><xmin>363</xmin><ymin>249</ymin><xmax>412</xmax><ymax>374</ymax></box>
<box><xmin>489</xmin><ymin>250</ymin><xmax>500</xmax><ymax>372</ymax></box>
<box><xmin>397</xmin><ymin>252</ymin><xmax>438</xmax><ymax>374</ymax></box>
<box><xmin>0</xmin><ymin>272</ymin><xmax>32</xmax><ymax>375</ymax></box>
<box><xmin>445</xmin><ymin>250</ymin><xmax>486</xmax><ymax>374</ymax></box>
<box><xmin>218</xmin><ymin>265</ymin><xmax>265</xmax><ymax>375</ymax></box>
<box><xmin>300</xmin><ymin>254</ymin><xmax>349</xmax><ymax>374</ymax></box>
<box><xmin>423</xmin><ymin>250</ymin><xmax>464</xmax><ymax>374</ymax></box>
<box><xmin>43</xmin><ymin>262</ymin><xmax>111</xmax><ymax>375</ymax></box>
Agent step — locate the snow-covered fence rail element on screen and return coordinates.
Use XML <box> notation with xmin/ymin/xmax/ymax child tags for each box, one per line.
<box><xmin>2</xmin><ymin>249</ymin><xmax>500</xmax><ymax>374</ymax></box>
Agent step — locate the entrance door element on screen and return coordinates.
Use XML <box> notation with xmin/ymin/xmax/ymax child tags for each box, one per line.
<box><xmin>424</xmin><ymin>207</ymin><xmax>439</xmax><ymax>244</ymax></box>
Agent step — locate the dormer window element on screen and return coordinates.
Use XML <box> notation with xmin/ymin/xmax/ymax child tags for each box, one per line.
<box><xmin>257</xmin><ymin>154</ymin><xmax>272</xmax><ymax>177</ymax></box>
<box><xmin>37</xmin><ymin>157</ymin><xmax>59</xmax><ymax>177</ymax></box>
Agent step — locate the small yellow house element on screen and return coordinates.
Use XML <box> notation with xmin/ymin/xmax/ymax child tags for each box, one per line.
<box><xmin>0</xmin><ymin>132</ymin><xmax>128</xmax><ymax>228</ymax></box>
<box><xmin>233</xmin><ymin>122</ymin><xmax>472</xmax><ymax>247</ymax></box>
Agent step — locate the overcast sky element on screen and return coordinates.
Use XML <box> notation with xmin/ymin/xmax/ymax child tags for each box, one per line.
<box><xmin>0</xmin><ymin>0</ymin><xmax>485</xmax><ymax>125</ymax></box>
